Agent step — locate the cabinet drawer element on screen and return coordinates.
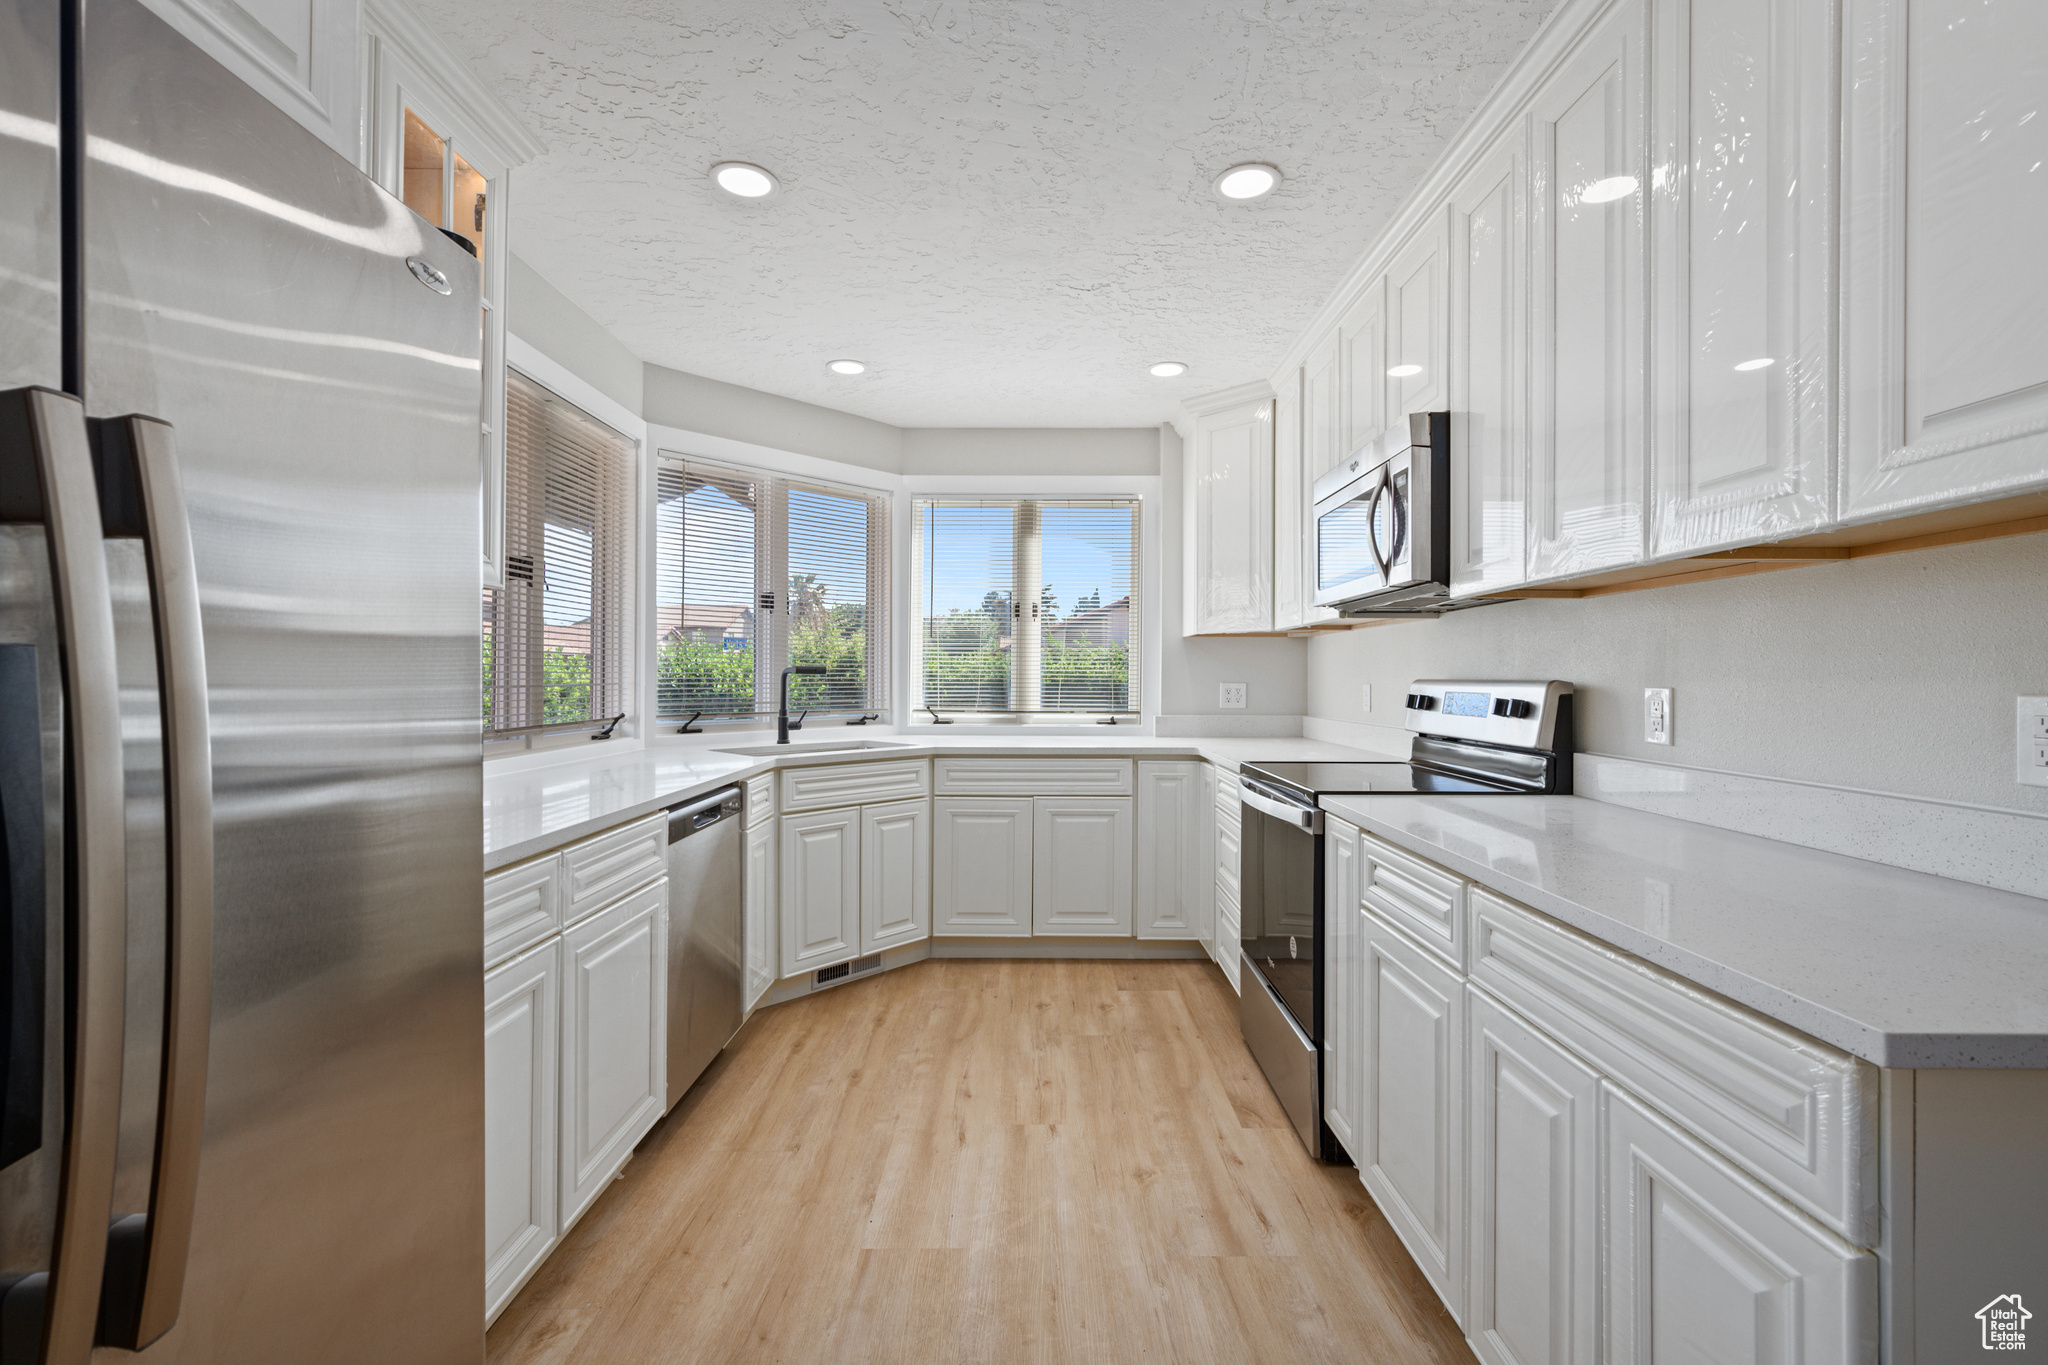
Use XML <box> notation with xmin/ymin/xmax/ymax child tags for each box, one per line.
<box><xmin>1216</xmin><ymin>820</ymin><xmax>1242</xmax><ymax>902</ymax></box>
<box><xmin>1469</xmin><ymin>888</ymin><xmax>1878</xmax><ymax>1246</ymax></box>
<box><xmin>1362</xmin><ymin>832</ymin><xmax>1466</xmax><ymax>969</ymax></box>
<box><xmin>1215</xmin><ymin>881</ymin><xmax>1242</xmax><ymax>993</ymax></box>
<box><xmin>560</xmin><ymin>812</ymin><xmax>668</xmax><ymax>927</ymax></box>
<box><xmin>1214</xmin><ymin>770</ymin><xmax>1241</xmax><ymax>819</ymax></box>
<box><xmin>780</xmin><ymin>758</ymin><xmax>930</xmax><ymax>812</ymax></box>
<box><xmin>484</xmin><ymin>855</ymin><xmax>561</xmax><ymax>969</ymax></box>
<box><xmin>744</xmin><ymin>773</ymin><xmax>775</xmax><ymax>829</ymax></box>
<box><xmin>932</xmin><ymin>756</ymin><xmax>1133</xmax><ymax>797</ymax></box>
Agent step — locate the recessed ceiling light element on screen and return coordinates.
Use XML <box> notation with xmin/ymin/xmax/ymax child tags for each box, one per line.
<box><xmin>1734</xmin><ymin>357</ymin><xmax>1776</xmax><ymax>372</ymax></box>
<box><xmin>711</xmin><ymin>161</ymin><xmax>778</xmax><ymax>199</ymax></box>
<box><xmin>1387</xmin><ymin>364</ymin><xmax>1424</xmax><ymax>378</ymax></box>
<box><xmin>1580</xmin><ymin>174</ymin><xmax>1639</xmax><ymax>204</ymax></box>
<box><xmin>1149</xmin><ymin>361</ymin><xmax>1189</xmax><ymax>378</ymax></box>
<box><xmin>1213</xmin><ymin>163</ymin><xmax>1282</xmax><ymax>202</ymax></box>
<box><xmin>826</xmin><ymin>359</ymin><xmax>866</xmax><ymax>376</ymax></box>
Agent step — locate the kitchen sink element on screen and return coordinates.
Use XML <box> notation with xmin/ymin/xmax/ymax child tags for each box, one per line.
<box><xmin>714</xmin><ymin>739</ymin><xmax>912</xmax><ymax>758</ymax></box>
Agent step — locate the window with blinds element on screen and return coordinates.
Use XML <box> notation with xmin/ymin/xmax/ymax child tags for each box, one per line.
<box><xmin>654</xmin><ymin>457</ymin><xmax>889</xmax><ymax>720</ymax></box>
<box><xmin>483</xmin><ymin>370</ymin><xmax>635</xmax><ymax>736</ymax></box>
<box><xmin>912</xmin><ymin>498</ymin><xmax>1139</xmax><ymax>716</ymax></box>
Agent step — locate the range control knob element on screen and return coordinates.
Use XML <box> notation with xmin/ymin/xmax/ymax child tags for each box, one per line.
<box><xmin>1405</xmin><ymin>693</ymin><xmax>1435</xmax><ymax>711</ymax></box>
<box><xmin>1491</xmin><ymin>698</ymin><xmax>1513</xmax><ymax>717</ymax></box>
<box><xmin>1510</xmin><ymin>699</ymin><xmax>1535</xmax><ymax>719</ymax></box>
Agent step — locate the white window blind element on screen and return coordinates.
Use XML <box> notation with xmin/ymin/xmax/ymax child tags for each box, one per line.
<box><xmin>913</xmin><ymin>498</ymin><xmax>1139</xmax><ymax>716</ymax></box>
<box><xmin>655</xmin><ymin>457</ymin><xmax>889</xmax><ymax>720</ymax></box>
<box><xmin>484</xmin><ymin>370</ymin><xmax>634</xmax><ymax>735</ymax></box>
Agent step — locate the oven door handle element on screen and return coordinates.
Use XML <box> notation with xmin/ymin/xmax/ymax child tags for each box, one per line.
<box><xmin>1240</xmin><ymin>787</ymin><xmax>1322</xmax><ymax>834</ymax></box>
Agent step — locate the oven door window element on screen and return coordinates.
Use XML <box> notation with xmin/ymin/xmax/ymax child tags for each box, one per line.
<box><xmin>1239</xmin><ymin>805</ymin><xmax>1318</xmax><ymax>1033</ymax></box>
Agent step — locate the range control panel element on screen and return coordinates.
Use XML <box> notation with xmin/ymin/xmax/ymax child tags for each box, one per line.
<box><xmin>1402</xmin><ymin>679</ymin><xmax>1573</xmax><ymax>752</ymax></box>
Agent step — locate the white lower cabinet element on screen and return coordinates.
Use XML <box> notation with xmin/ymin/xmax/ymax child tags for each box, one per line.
<box><xmin>860</xmin><ymin>798</ymin><xmax>930</xmax><ymax>953</ymax></box>
<box><xmin>1135</xmin><ymin>761</ymin><xmax>1206</xmax><ymax>940</ymax></box>
<box><xmin>558</xmin><ymin>880</ymin><xmax>668</xmax><ymax>1229</ymax></box>
<box><xmin>743</xmin><ymin>818</ymin><xmax>776</xmax><ymax>1007</ymax></box>
<box><xmin>1322</xmin><ymin>818</ymin><xmax>1363</xmax><ymax>1158</ymax></box>
<box><xmin>1466</xmin><ymin>988</ymin><xmax>1600</xmax><ymax>1365</ymax></box>
<box><xmin>483</xmin><ymin>939</ymin><xmax>559</xmax><ymax>1325</ymax></box>
<box><xmin>780</xmin><ymin>807</ymin><xmax>862</xmax><ymax>976</ymax></box>
<box><xmin>1361</xmin><ymin>916</ymin><xmax>1467</xmax><ymax>1323</ymax></box>
<box><xmin>933</xmin><ymin>798</ymin><xmax>1034</xmax><ymax>936</ymax></box>
<box><xmin>1603</xmin><ymin>1085</ymin><xmax>1875</xmax><ymax>1365</ymax></box>
<box><xmin>1032</xmin><ymin>796</ymin><xmax>1134</xmax><ymax>935</ymax></box>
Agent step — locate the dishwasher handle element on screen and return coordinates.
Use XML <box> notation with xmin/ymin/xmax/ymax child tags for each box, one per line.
<box><xmin>668</xmin><ymin>786</ymin><xmax>744</xmax><ymax>842</ymax></box>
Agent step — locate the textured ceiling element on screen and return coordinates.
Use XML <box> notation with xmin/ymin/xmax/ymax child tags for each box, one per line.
<box><xmin>414</xmin><ymin>0</ymin><xmax>1558</xmax><ymax>428</ymax></box>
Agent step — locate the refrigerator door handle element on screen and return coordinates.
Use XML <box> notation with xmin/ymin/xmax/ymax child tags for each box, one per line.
<box><xmin>86</xmin><ymin>417</ymin><xmax>213</xmax><ymax>1352</ymax></box>
<box><xmin>0</xmin><ymin>388</ymin><xmax>127</xmax><ymax>1365</ymax></box>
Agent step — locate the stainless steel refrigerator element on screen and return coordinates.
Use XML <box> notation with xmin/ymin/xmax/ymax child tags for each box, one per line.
<box><xmin>1</xmin><ymin>0</ymin><xmax>486</xmax><ymax>1361</ymax></box>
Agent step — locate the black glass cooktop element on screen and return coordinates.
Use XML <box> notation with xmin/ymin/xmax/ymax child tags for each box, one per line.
<box><xmin>1241</xmin><ymin>760</ymin><xmax>1515</xmax><ymax>796</ymax></box>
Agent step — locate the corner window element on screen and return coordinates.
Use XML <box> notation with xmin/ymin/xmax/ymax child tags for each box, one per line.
<box><xmin>483</xmin><ymin>370</ymin><xmax>635</xmax><ymax>738</ymax></box>
<box><xmin>654</xmin><ymin>457</ymin><xmax>890</xmax><ymax>723</ymax></box>
<box><xmin>912</xmin><ymin>498</ymin><xmax>1139</xmax><ymax>718</ymax></box>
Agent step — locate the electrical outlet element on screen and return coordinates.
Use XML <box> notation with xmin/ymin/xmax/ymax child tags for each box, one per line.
<box><xmin>1219</xmin><ymin>682</ymin><xmax>1247</xmax><ymax>710</ymax></box>
<box><xmin>1361</xmin><ymin>683</ymin><xmax>1373</xmax><ymax>712</ymax></box>
<box><xmin>2020</xmin><ymin>697</ymin><xmax>2048</xmax><ymax>788</ymax></box>
<box><xmin>1644</xmin><ymin>688</ymin><xmax>1673</xmax><ymax>746</ymax></box>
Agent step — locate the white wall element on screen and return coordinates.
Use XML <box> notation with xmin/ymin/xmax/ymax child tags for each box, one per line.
<box><xmin>1157</xmin><ymin>425</ymin><xmax>1307</xmax><ymax>727</ymax></box>
<box><xmin>901</xmin><ymin>428</ymin><xmax>1156</xmax><ymax>477</ymax></box>
<box><xmin>504</xmin><ymin>254</ymin><xmax>643</xmax><ymax>416</ymax></box>
<box><xmin>643</xmin><ymin>362</ymin><xmax>906</xmax><ymax>473</ymax></box>
<box><xmin>1302</xmin><ymin>531</ymin><xmax>2048</xmax><ymax>815</ymax></box>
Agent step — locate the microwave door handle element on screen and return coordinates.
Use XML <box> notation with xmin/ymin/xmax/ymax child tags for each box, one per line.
<box><xmin>1364</xmin><ymin>464</ymin><xmax>1394</xmax><ymax>581</ymax></box>
<box><xmin>1</xmin><ymin>388</ymin><xmax>127</xmax><ymax>1365</ymax></box>
<box><xmin>88</xmin><ymin>417</ymin><xmax>213</xmax><ymax>1352</ymax></box>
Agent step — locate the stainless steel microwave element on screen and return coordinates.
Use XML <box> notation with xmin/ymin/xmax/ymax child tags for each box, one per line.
<box><xmin>1310</xmin><ymin>411</ymin><xmax>1501</xmax><ymax>617</ymax></box>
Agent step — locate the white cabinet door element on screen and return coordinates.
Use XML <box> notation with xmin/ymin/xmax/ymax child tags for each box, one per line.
<box><xmin>860</xmin><ymin>798</ymin><xmax>930</xmax><ymax>953</ymax></box>
<box><xmin>1032</xmin><ymin>796</ymin><xmax>1134</xmax><ymax>936</ymax></box>
<box><xmin>1649</xmin><ymin>0</ymin><xmax>1836</xmax><ymax>556</ymax></box>
<box><xmin>1386</xmin><ymin>217</ymin><xmax>1451</xmax><ymax>423</ymax></box>
<box><xmin>1450</xmin><ymin>129</ymin><xmax>1531</xmax><ymax>596</ymax></box>
<box><xmin>139</xmin><ymin>0</ymin><xmax>359</xmax><ymax>158</ymax></box>
<box><xmin>483</xmin><ymin>939</ymin><xmax>558</xmax><ymax>1324</ymax></box>
<box><xmin>1272</xmin><ymin>366</ymin><xmax>1309</xmax><ymax>630</ymax></box>
<box><xmin>779</xmin><ymin>808</ymin><xmax>861</xmax><ymax>975</ymax></box>
<box><xmin>932</xmin><ymin>797</ymin><xmax>1034</xmax><ymax>936</ymax></box>
<box><xmin>1840</xmin><ymin>0</ymin><xmax>2048</xmax><ymax>520</ymax></box>
<box><xmin>1362</xmin><ymin>916</ymin><xmax>1466</xmax><ymax>1322</ymax></box>
<box><xmin>1135</xmin><ymin>761</ymin><xmax>1205</xmax><ymax>940</ymax></box>
<box><xmin>1182</xmin><ymin>394</ymin><xmax>1274</xmax><ymax>635</ymax></box>
<box><xmin>559</xmin><ymin>881</ymin><xmax>667</xmax><ymax>1229</ymax></box>
<box><xmin>743</xmin><ymin>818</ymin><xmax>776</xmax><ymax>1007</ymax></box>
<box><xmin>1323</xmin><ymin>819</ymin><xmax>1363</xmax><ymax>1159</ymax></box>
<box><xmin>1340</xmin><ymin>281</ymin><xmax>1391</xmax><ymax>464</ymax></box>
<box><xmin>1466</xmin><ymin>988</ymin><xmax>1601</xmax><ymax>1365</ymax></box>
<box><xmin>1603</xmin><ymin>1085</ymin><xmax>1876</xmax><ymax>1365</ymax></box>
<box><xmin>1528</xmin><ymin>0</ymin><xmax>1648</xmax><ymax>581</ymax></box>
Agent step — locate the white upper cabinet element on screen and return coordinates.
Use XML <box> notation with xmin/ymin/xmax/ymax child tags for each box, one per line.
<box><xmin>1449</xmin><ymin>129</ymin><xmax>1531</xmax><ymax>595</ymax></box>
<box><xmin>1527</xmin><ymin>0</ymin><xmax>1649</xmax><ymax>581</ymax></box>
<box><xmin>1339</xmin><ymin>282</ymin><xmax>1391</xmax><ymax>465</ymax></box>
<box><xmin>1271</xmin><ymin>371</ymin><xmax>1309</xmax><ymax>630</ymax></box>
<box><xmin>1386</xmin><ymin>218</ymin><xmax>1451</xmax><ymax>425</ymax></box>
<box><xmin>140</xmin><ymin>0</ymin><xmax>359</xmax><ymax>158</ymax></box>
<box><xmin>1840</xmin><ymin>0</ymin><xmax>2048</xmax><ymax>520</ymax></box>
<box><xmin>1295</xmin><ymin>333</ymin><xmax>1344</xmax><ymax>625</ymax></box>
<box><xmin>1180</xmin><ymin>387</ymin><xmax>1275</xmax><ymax>635</ymax></box>
<box><xmin>1649</xmin><ymin>0</ymin><xmax>1837</xmax><ymax>556</ymax></box>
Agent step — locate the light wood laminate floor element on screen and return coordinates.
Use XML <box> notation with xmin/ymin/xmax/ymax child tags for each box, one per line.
<box><xmin>487</xmin><ymin>958</ymin><xmax>1474</xmax><ymax>1365</ymax></box>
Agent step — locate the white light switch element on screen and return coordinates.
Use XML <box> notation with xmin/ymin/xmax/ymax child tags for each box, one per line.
<box><xmin>1644</xmin><ymin>688</ymin><xmax>1673</xmax><ymax>746</ymax></box>
<box><xmin>2020</xmin><ymin>697</ymin><xmax>2048</xmax><ymax>787</ymax></box>
<box><xmin>1361</xmin><ymin>684</ymin><xmax>1372</xmax><ymax>713</ymax></box>
<box><xmin>1219</xmin><ymin>682</ymin><xmax>1247</xmax><ymax>710</ymax></box>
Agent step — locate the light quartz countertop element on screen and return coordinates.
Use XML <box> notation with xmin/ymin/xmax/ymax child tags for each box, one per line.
<box><xmin>1319</xmin><ymin>792</ymin><xmax>2048</xmax><ymax>1070</ymax></box>
<box><xmin>483</xmin><ymin>732</ymin><xmax>1401</xmax><ymax>872</ymax></box>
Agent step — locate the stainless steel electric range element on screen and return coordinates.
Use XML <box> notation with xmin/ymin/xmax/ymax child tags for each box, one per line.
<box><xmin>1236</xmin><ymin>679</ymin><xmax>1576</xmax><ymax>1160</ymax></box>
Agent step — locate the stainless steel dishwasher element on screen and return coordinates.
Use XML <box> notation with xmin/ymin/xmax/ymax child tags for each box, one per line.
<box><xmin>664</xmin><ymin>786</ymin><xmax>745</xmax><ymax>1108</ymax></box>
